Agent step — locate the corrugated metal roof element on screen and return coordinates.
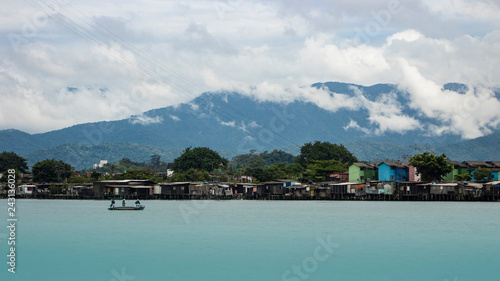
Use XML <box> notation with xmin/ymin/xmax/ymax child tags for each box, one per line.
<box><xmin>447</xmin><ymin>160</ymin><xmax>467</xmax><ymax>167</ymax></box>
<box><xmin>98</xmin><ymin>180</ymin><xmax>152</xmax><ymax>183</ymax></box>
<box><xmin>463</xmin><ymin>182</ymin><xmax>483</xmax><ymax>188</ymax></box>
<box><xmin>381</xmin><ymin>162</ymin><xmax>408</xmax><ymax>168</ymax></box>
<box><xmin>487</xmin><ymin>161</ymin><xmax>500</xmax><ymax>167</ymax></box>
<box><xmin>353</xmin><ymin>162</ymin><xmax>377</xmax><ymax>169</ymax></box>
<box><xmin>158</xmin><ymin>182</ymin><xmax>191</xmax><ymax>185</ymax></box>
<box><xmin>464</xmin><ymin>161</ymin><xmax>494</xmax><ymax>168</ymax></box>
<box><xmin>430</xmin><ymin>183</ymin><xmax>458</xmax><ymax>187</ymax></box>
<box><xmin>106</xmin><ymin>185</ymin><xmax>152</xmax><ymax>188</ymax></box>
<box><xmin>484</xmin><ymin>181</ymin><xmax>500</xmax><ymax>185</ymax></box>
<box><xmin>328</xmin><ymin>182</ymin><xmax>364</xmax><ymax>186</ymax></box>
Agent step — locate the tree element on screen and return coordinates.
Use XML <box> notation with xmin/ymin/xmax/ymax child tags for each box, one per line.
<box><xmin>285</xmin><ymin>163</ymin><xmax>304</xmax><ymax>179</ymax></box>
<box><xmin>231</xmin><ymin>150</ymin><xmax>295</xmax><ymax>169</ymax></box>
<box><xmin>266</xmin><ymin>163</ymin><xmax>287</xmax><ymax>180</ymax></box>
<box><xmin>303</xmin><ymin>160</ymin><xmax>347</xmax><ymax>182</ymax></box>
<box><xmin>302</xmin><ymin>168</ymin><xmax>319</xmax><ymax>183</ymax></box>
<box><xmin>296</xmin><ymin>141</ymin><xmax>357</xmax><ymax>167</ymax></box>
<box><xmin>185</xmin><ymin>168</ymin><xmax>210</xmax><ymax>181</ymax></box>
<box><xmin>32</xmin><ymin>159</ymin><xmax>74</xmax><ymax>183</ymax></box>
<box><xmin>454</xmin><ymin>173</ymin><xmax>472</xmax><ymax>181</ymax></box>
<box><xmin>472</xmin><ymin>168</ymin><xmax>493</xmax><ymax>182</ymax></box>
<box><xmin>113</xmin><ymin>169</ymin><xmax>152</xmax><ymax>180</ymax></box>
<box><xmin>0</xmin><ymin>151</ymin><xmax>29</xmax><ymax>173</ymax></box>
<box><xmin>245</xmin><ymin>167</ymin><xmax>275</xmax><ymax>182</ymax></box>
<box><xmin>168</xmin><ymin>168</ymin><xmax>210</xmax><ymax>182</ymax></box>
<box><xmin>409</xmin><ymin>152</ymin><xmax>453</xmax><ymax>181</ymax></box>
<box><xmin>247</xmin><ymin>157</ymin><xmax>264</xmax><ymax>170</ymax></box>
<box><xmin>172</xmin><ymin>147</ymin><xmax>228</xmax><ymax>172</ymax></box>
<box><xmin>260</xmin><ymin>150</ymin><xmax>295</xmax><ymax>165</ymax></box>
<box><xmin>91</xmin><ymin>171</ymin><xmax>102</xmax><ymax>180</ymax></box>
<box><xmin>150</xmin><ymin>155</ymin><xmax>161</xmax><ymax>172</ymax></box>
<box><xmin>112</xmin><ymin>169</ymin><xmax>164</xmax><ymax>183</ymax></box>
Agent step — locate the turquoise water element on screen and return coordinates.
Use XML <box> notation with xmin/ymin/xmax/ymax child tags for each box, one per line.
<box><xmin>1</xmin><ymin>200</ymin><xmax>499</xmax><ymax>281</ymax></box>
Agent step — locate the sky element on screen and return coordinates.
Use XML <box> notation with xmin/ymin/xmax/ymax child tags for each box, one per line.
<box><xmin>0</xmin><ymin>0</ymin><xmax>499</xmax><ymax>139</ymax></box>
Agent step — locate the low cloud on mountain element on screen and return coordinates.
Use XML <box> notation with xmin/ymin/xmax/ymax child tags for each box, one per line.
<box><xmin>0</xmin><ymin>0</ymin><xmax>499</xmax><ymax>140</ymax></box>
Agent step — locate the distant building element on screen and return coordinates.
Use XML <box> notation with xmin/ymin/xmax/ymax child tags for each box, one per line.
<box><xmin>349</xmin><ymin>163</ymin><xmax>377</xmax><ymax>183</ymax></box>
<box><xmin>407</xmin><ymin>164</ymin><xmax>421</xmax><ymax>182</ymax></box>
<box><xmin>93</xmin><ymin>179</ymin><xmax>154</xmax><ymax>197</ymax></box>
<box><xmin>378</xmin><ymin>162</ymin><xmax>409</xmax><ymax>182</ymax></box>
<box><xmin>486</xmin><ymin>161</ymin><xmax>500</xmax><ymax>168</ymax></box>
<box><xmin>238</xmin><ymin>175</ymin><xmax>254</xmax><ymax>183</ymax></box>
<box><xmin>328</xmin><ymin>182</ymin><xmax>361</xmax><ymax>196</ymax></box>
<box><xmin>483</xmin><ymin>181</ymin><xmax>500</xmax><ymax>197</ymax></box>
<box><xmin>18</xmin><ymin>185</ymin><xmax>36</xmax><ymax>195</ymax></box>
<box><xmin>330</xmin><ymin>171</ymin><xmax>349</xmax><ymax>182</ymax></box>
<box><xmin>443</xmin><ymin>160</ymin><xmax>468</xmax><ymax>181</ymax></box>
<box><xmin>463</xmin><ymin>161</ymin><xmax>494</xmax><ymax>170</ymax></box>
<box><xmin>154</xmin><ymin>182</ymin><xmax>191</xmax><ymax>198</ymax></box>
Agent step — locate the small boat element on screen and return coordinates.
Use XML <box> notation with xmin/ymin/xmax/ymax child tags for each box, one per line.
<box><xmin>108</xmin><ymin>205</ymin><xmax>145</xmax><ymax>211</ymax></box>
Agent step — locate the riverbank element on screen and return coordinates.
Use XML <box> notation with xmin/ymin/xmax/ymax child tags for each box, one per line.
<box><xmin>3</xmin><ymin>193</ymin><xmax>499</xmax><ymax>201</ymax></box>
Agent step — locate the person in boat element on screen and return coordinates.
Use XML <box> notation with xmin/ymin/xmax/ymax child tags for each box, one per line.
<box><xmin>135</xmin><ymin>199</ymin><xmax>140</xmax><ymax>207</ymax></box>
<box><xmin>110</xmin><ymin>199</ymin><xmax>115</xmax><ymax>208</ymax></box>
<box><xmin>122</xmin><ymin>198</ymin><xmax>126</xmax><ymax>206</ymax></box>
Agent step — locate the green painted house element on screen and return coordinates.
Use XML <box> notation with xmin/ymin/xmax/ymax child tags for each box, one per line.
<box><xmin>349</xmin><ymin>163</ymin><xmax>377</xmax><ymax>183</ymax></box>
<box><xmin>444</xmin><ymin>160</ymin><xmax>468</xmax><ymax>181</ymax></box>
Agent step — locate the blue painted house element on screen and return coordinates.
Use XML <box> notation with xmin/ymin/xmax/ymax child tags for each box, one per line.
<box><xmin>378</xmin><ymin>162</ymin><xmax>409</xmax><ymax>182</ymax></box>
<box><xmin>487</xmin><ymin>162</ymin><xmax>500</xmax><ymax>181</ymax></box>
<box><xmin>471</xmin><ymin>169</ymin><xmax>499</xmax><ymax>181</ymax></box>
<box><xmin>493</xmin><ymin>170</ymin><xmax>499</xmax><ymax>181</ymax></box>
<box><xmin>465</xmin><ymin>161</ymin><xmax>495</xmax><ymax>182</ymax></box>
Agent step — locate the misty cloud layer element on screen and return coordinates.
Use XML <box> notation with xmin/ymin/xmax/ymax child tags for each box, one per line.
<box><xmin>0</xmin><ymin>0</ymin><xmax>499</xmax><ymax>139</ymax></box>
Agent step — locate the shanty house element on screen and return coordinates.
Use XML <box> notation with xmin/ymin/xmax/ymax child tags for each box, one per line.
<box><xmin>93</xmin><ymin>180</ymin><xmax>155</xmax><ymax>198</ymax></box>
<box><xmin>378</xmin><ymin>162</ymin><xmax>408</xmax><ymax>182</ymax></box>
<box><xmin>155</xmin><ymin>182</ymin><xmax>191</xmax><ymax>198</ymax></box>
<box><xmin>259</xmin><ymin>182</ymin><xmax>285</xmax><ymax>198</ymax></box>
<box><xmin>443</xmin><ymin>160</ymin><xmax>469</xmax><ymax>181</ymax></box>
<box><xmin>349</xmin><ymin>163</ymin><xmax>377</xmax><ymax>183</ymax></box>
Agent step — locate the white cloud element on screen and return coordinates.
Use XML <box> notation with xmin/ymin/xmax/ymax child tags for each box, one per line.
<box><xmin>343</xmin><ymin>120</ymin><xmax>371</xmax><ymax>134</ymax></box>
<box><xmin>170</xmin><ymin>115</ymin><xmax>181</xmax><ymax>121</ymax></box>
<box><xmin>129</xmin><ymin>114</ymin><xmax>162</xmax><ymax>125</ymax></box>
<box><xmin>422</xmin><ymin>0</ymin><xmax>500</xmax><ymax>21</ymax></box>
<box><xmin>369</xmin><ymin>113</ymin><xmax>421</xmax><ymax>135</ymax></box>
<box><xmin>239</xmin><ymin>82</ymin><xmax>422</xmax><ymax>134</ymax></box>
<box><xmin>396</xmin><ymin>58</ymin><xmax>500</xmax><ymax>139</ymax></box>
<box><xmin>220</xmin><ymin>120</ymin><xmax>236</xmax><ymax>127</ymax></box>
<box><xmin>387</xmin><ymin>29</ymin><xmax>423</xmax><ymax>45</ymax></box>
<box><xmin>247</xmin><ymin>121</ymin><xmax>260</xmax><ymax>128</ymax></box>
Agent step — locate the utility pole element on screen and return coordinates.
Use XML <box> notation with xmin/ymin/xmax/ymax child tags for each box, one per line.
<box><xmin>150</xmin><ymin>155</ymin><xmax>161</xmax><ymax>173</ymax></box>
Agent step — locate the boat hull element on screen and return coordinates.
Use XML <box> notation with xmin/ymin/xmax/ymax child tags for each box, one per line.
<box><xmin>108</xmin><ymin>205</ymin><xmax>145</xmax><ymax>210</ymax></box>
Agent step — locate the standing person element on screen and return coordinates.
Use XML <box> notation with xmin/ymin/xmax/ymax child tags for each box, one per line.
<box><xmin>122</xmin><ymin>198</ymin><xmax>126</xmax><ymax>206</ymax></box>
<box><xmin>135</xmin><ymin>199</ymin><xmax>140</xmax><ymax>207</ymax></box>
<box><xmin>110</xmin><ymin>199</ymin><xmax>115</xmax><ymax>208</ymax></box>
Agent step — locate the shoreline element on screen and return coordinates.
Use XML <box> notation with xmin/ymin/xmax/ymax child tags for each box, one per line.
<box><xmin>2</xmin><ymin>194</ymin><xmax>499</xmax><ymax>202</ymax></box>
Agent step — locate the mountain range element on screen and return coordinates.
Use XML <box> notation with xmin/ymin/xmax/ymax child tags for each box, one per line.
<box><xmin>1</xmin><ymin>82</ymin><xmax>499</xmax><ymax>170</ymax></box>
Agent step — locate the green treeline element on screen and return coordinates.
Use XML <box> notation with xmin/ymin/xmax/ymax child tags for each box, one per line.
<box><xmin>1</xmin><ymin>141</ymin><xmax>359</xmax><ymax>184</ymax></box>
<box><xmin>3</xmin><ymin>142</ymin><xmax>495</xmax><ymax>186</ymax></box>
